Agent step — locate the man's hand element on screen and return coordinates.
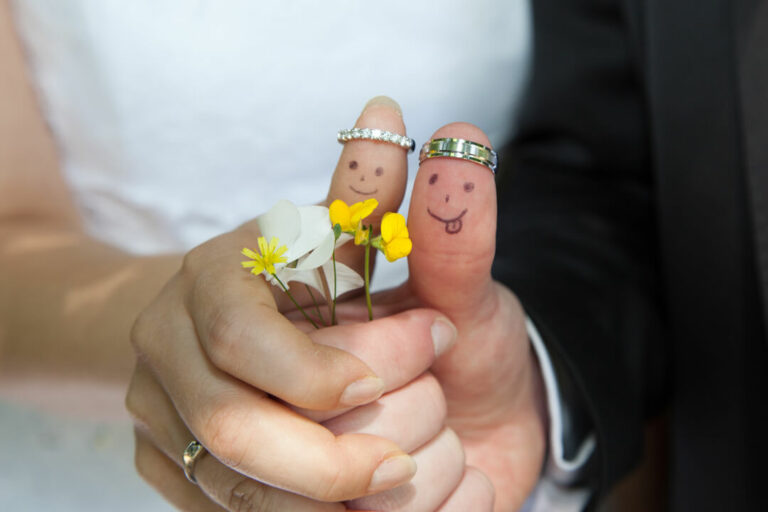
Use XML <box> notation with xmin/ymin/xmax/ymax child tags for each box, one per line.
<box><xmin>350</xmin><ymin>123</ymin><xmax>548</xmax><ymax>512</ymax></box>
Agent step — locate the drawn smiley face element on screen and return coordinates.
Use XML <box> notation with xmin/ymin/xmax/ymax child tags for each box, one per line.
<box><xmin>425</xmin><ymin>172</ymin><xmax>476</xmax><ymax>234</ymax></box>
<box><xmin>346</xmin><ymin>159</ymin><xmax>385</xmax><ymax>196</ymax></box>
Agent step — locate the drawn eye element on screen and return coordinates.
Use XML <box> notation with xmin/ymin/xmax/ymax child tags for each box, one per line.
<box><xmin>429</xmin><ymin>173</ymin><xmax>438</xmax><ymax>185</ymax></box>
<box><xmin>464</xmin><ymin>182</ymin><xmax>475</xmax><ymax>193</ymax></box>
<box><xmin>349</xmin><ymin>161</ymin><xmax>358</xmax><ymax>170</ymax></box>
<box><xmin>375</xmin><ymin>166</ymin><xmax>384</xmax><ymax>177</ymax></box>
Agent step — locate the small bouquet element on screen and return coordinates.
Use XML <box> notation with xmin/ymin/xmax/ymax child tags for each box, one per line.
<box><xmin>241</xmin><ymin>198</ymin><xmax>411</xmax><ymax>327</ymax></box>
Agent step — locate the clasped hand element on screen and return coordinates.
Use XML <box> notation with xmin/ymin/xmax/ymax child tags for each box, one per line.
<box><xmin>126</xmin><ymin>98</ymin><xmax>547</xmax><ymax>512</ymax></box>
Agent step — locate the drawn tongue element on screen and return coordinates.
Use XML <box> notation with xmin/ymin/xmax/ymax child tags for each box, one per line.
<box><xmin>445</xmin><ymin>219</ymin><xmax>462</xmax><ymax>234</ymax></box>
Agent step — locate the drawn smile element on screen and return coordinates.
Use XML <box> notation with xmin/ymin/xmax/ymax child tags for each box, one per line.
<box><xmin>349</xmin><ymin>184</ymin><xmax>378</xmax><ymax>195</ymax></box>
<box><xmin>427</xmin><ymin>208</ymin><xmax>468</xmax><ymax>234</ymax></box>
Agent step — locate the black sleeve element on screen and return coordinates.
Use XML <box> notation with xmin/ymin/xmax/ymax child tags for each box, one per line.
<box><xmin>492</xmin><ymin>0</ymin><xmax>668</xmax><ymax>500</ymax></box>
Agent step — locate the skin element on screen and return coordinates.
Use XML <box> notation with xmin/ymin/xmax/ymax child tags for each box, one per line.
<box><xmin>130</xmin><ymin>120</ymin><xmax>546</xmax><ymax>511</ymax></box>
<box><xmin>127</xmin><ymin>103</ymin><xmax>500</xmax><ymax>511</ymax></box>
<box><xmin>405</xmin><ymin>124</ymin><xmax>548</xmax><ymax>511</ymax></box>
<box><xmin>346</xmin><ymin>160</ymin><xmax>384</xmax><ymax>196</ymax></box>
<box><xmin>128</xmin><ymin>96</ymin><xmax>481</xmax><ymax>510</ymax></box>
<box><xmin>424</xmin><ymin>170</ymin><xmax>476</xmax><ymax>234</ymax></box>
<box><xmin>0</xmin><ymin>0</ymin><xmax>545</xmax><ymax>508</ymax></box>
<box><xmin>328</xmin><ymin>97</ymin><xmax>408</xmax><ymax>222</ymax></box>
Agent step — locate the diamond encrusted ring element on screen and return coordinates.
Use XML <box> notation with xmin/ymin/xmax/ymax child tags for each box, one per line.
<box><xmin>419</xmin><ymin>138</ymin><xmax>498</xmax><ymax>174</ymax></box>
<box><xmin>337</xmin><ymin>128</ymin><xmax>415</xmax><ymax>152</ymax></box>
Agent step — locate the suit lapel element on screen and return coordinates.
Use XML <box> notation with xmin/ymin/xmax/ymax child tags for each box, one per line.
<box><xmin>735</xmin><ymin>0</ymin><xmax>768</xmax><ymax>335</ymax></box>
<box><xmin>638</xmin><ymin>0</ymin><xmax>768</xmax><ymax>507</ymax></box>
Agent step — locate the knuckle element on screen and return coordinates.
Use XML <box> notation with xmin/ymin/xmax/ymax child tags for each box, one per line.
<box><xmin>227</xmin><ymin>479</ymin><xmax>273</xmax><ymax>512</ymax></box>
<box><xmin>441</xmin><ymin>427</ymin><xmax>466</xmax><ymax>465</ymax></box>
<box><xmin>181</xmin><ymin>242</ymin><xmax>210</xmax><ymax>277</ymax></box>
<box><xmin>199</xmin><ymin>401</ymin><xmax>248</xmax><ymax>471</ymax></box>
<box><xmin>312</xmin><ymin>453</ymin><xmax>350</xmax><ymax>502</ymax></box>
<box><xmin>124</xmin><ymin>362</ymin><xmax>162</xmax><ymax>433</ymax></box>
<box><xmin>204</xmin><ymin>307</ymin><xmax>244</xmax><ymax>369</ymax></box>
<box><xmin>133</xmin><ymin>435</ymin><xmax>155</xmax><ymax>482</ymax></box>
<box><xmin>130</xmin><ymin>290</ymin><xmax>178</xmax><ymax>357</ymax></box>
<box><xmin>130</xmin><ymin>307</ymin><xmax>154</xmax><ymax>354</ymax></box>
<box><xmin>130</xmin><ymin>274</ymin><xmax>186</xmax><ymax>357</ymax></box>
<box><xmin>470</xmin><ymin>469</ymin><xmax>497</xmax><ymax>509</ymax></box>
<box><xmin>124</xmin><ymin>382</ymin><xmax>147</xmax><ymax>429</ymax></box>
<box><xmin>181</xmin><ymin>233</ymin><xmax>231</xmax><ymax>280</ymax></box>
<box><xmin>420</xmin><ymin>372</ymin><xmax>447</xmax><ymax>422</ymax></box>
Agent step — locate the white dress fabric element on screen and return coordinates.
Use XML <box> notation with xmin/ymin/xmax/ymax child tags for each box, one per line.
<box><xmin>1</xmin><ymin>1</ymin><xmax>538</xmax><ymax>510</ymax></box>
<box><xmin>12</xmin><ymin>0</ymin><xmax>528</xmax><ymax>255</ymax></box>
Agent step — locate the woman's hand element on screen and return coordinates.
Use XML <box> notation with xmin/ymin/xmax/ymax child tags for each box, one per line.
<box><xmin>126</xmin><ymin>98</ymin><xmax>489</xmax><ymax>510</ymax></box>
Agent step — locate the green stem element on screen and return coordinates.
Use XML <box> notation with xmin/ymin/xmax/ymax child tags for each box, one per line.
<box><xmin>305</xmin><ymin>284</ymin><xmax>326</xmax><ymax>326</ymax></box>
<box><xmin>273</xmin><ymin>274</ymin><xmax>320</xmax><ymax>329</ymax></box>
<box><xmin>331</xmin><ymin>250</ymin><xmax>338</xmax><ymax>325</ymax></box>
<box><xmin>364</xmin><ymin>235</ymin><xmax>373</xmax><ymax>321</ymax></box>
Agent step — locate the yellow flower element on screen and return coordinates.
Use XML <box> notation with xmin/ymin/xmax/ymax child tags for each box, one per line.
<box><xmin>379</xmin><ymin>212</ymin><xmax>412</xmax><ymax>262</ymax></box>
<box><xmin>354</xmin><ymin>226</ymin><xmax>370</xmax><ymax>246</ymax></box>
<box><xmin>241</xmin><ymin>236</ymin><xmax>288</xmax><ymax>275</ymax></box>
<box><xmin>329</xmin><ymin>198</ymin><xmax>379</xmax><ymax>232</ymax></box>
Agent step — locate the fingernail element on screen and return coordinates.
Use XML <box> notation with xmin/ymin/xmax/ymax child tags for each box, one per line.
<box><xmin>363</xmin><ymin>95</ymin><xmax>402</xmax><ymax>117</ymax></box>
<box><xmin>431</xmin><ymin>317</ymin><xmax>458</xmax><ymax>357</ymax></box>
<box><xmin>340</xmin><ymin>376</ymin><xmax>385</xmax><ymax>407</ymax></box>
<box><xmin>368</xmin><ymin>454</ymin><xmax>417</xmax><ymax>493</ymax></box>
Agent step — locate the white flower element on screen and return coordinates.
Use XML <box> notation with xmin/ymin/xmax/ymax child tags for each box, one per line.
<box><xmin>257</xmin><ymin>200</ymin><xmax>363</xmax><ymax>297</ymax></box>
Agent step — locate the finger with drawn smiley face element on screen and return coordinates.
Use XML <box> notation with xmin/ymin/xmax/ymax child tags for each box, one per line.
<box><xmin>407</xmin><ymin>122</ymin><xmax>497</xmax><ymax>318</ymax></box>
<box><xmin>327</xmin><ymin>96</ymin><xmax>409</xmax><ymax>227</ymax></box>
<box><xmin>404</xmin><ymin>125</ymin><xmax>547</xmax><ymax>512</ymax></box>
<box><xmin>321</xmin><ymin>96</ymin><xmax>411</xmax><ymax>279</ymax></box>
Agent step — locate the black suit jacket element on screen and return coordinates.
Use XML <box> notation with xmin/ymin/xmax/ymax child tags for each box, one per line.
<box><xmin>493</xmin><ymin>0</ymin><xmax>768</xmax><ymax>509</ymax></box>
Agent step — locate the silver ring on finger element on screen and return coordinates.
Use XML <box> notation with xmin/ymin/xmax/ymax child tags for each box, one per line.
<box><xmin>337</xmin><ymin>127</ymin><xmax>416</xmax><ymax>152</ymax></box>
<box><xmin>182</xmin><ymin>440</ymin><xmax>208</xmax><ymax>484</ymax></box>
<box><xmin>419</xmin><ymin>137</ymin><xmax>498</xmax><ymax>174</ymax></box>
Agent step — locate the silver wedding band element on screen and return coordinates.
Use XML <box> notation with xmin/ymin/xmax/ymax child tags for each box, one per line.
<box><xmin>182</xmin><ymin>440</ymin><xmax>207</xmax><ymax>484</ymax></box>
<box><xmin>419</xmin><ymin>138</ymin><xmax>498</xmax><ymax>174</ymax></box>
<box><xmin>337</xmin><ymin>128</ymin><xmax>415</xmax><ymax>152</ymax></box>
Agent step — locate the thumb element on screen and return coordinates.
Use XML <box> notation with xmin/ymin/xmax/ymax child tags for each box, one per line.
<box><xmin>407</xmin><ymin>126</ymin><xmax>546</xmax><ymax>511</ymax></box>
<box><xmin>407</xmin><ymin>126</ymin><xmax>545</xmax><ymax>511</ymax></box>
<box><xmin>407</xmin><ymin>123</ymin><xmax>497</xmax><ymax>324</ymax></box>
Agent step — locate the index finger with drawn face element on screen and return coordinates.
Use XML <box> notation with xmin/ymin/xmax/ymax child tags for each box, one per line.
<box><xmin>254</xmin><ymin>96</ymin><xmax>411</xmax><ymax>313</ymax></box>
<box><xmin>319</xmin><ymin>96</ymin><xmax>411</xmax><ymax>285</ymax></box>
<box><xmin>326</xmin><ymin>96</ymin><xmax>410</xmax><ymax>228</ymax></box>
